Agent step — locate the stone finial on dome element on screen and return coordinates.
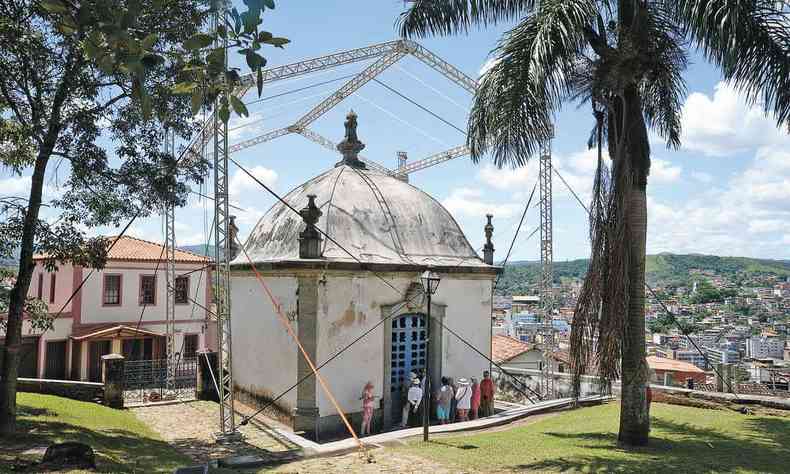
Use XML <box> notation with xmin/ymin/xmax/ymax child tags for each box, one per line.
<box><xmin>299</xmin><ymin>195</ymin><xmax>323</xmax><ymax>259</ymax></box>
<box><xmin>336</xmin><ymin>110</ymin><xmax>367</xmax><ymax>169</ymax></box>
<box><xmin>483</xmin><ymin>214</ymin><xmax>494</xmax><ymax>265</ymax></box>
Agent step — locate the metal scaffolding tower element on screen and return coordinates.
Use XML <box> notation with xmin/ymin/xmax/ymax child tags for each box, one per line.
<box><xmin>164</xmin><ymin>129</ymin><xmax>177</xmax><ymax>396</ymax></box>
<box><xmin>211</xmin><ymin>0</ymin><xmax>237</xmax><ymax>439</ymax></box>
<box><xmin>539</xmin><ymin>127</ymin><xmax>556</xmax><ymax>399</ymax></box>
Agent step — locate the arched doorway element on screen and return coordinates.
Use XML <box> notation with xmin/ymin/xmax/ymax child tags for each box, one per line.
<box><xmin>389</xmin><ymin>313</ymin><xmax>426</xmax><ymax>422</ymax></box>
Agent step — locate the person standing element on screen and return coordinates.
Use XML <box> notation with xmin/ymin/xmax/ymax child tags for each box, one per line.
<box><xmin>406</xmin><ymin>377</ymin><xmax>423</xmax><ymax>427</ymax></box>
<box><xmin>480</xmin><ymin>371</ymin><xmax>495</xmax><ymax>417</ymax></box>
<box><xmin>455</xmin><ymin>378</ymin><xmax>472</xmax><ymax>422</ymax></box>
<box><xmin>436</xmin><ymin>377</ymin><xmax>453</xmax><ymax>425</ymax></box>
<box><xmin>360</xmin><ymin>381</ymin><xmax>375</xmax><ymax>436</ymax></box>
<box><xmin>447</xmin><ymin>377</ymin><xmax>458</xmax><ymax>423</ymax></box>
<box><xmin>400</xmin><ymin>372</ymin><xmax>416</xmax><ymax>428</ymax></box>
<box><xmin>470</xmin><ymin>377</ymin><xmax>481</xmax><ymax>420</ymax></box>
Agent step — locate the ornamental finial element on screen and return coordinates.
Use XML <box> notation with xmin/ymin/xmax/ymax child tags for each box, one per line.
<box><xmin>336</xmin><ymin>110</ymin><xmax>366</xmax><ymax>169</ymax></box>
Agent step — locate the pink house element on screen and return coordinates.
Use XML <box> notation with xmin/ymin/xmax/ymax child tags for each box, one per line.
<box><xmin>0</xmin><ymin>236</ymin><xmax>215</xmax><ymax>381</ymax></box>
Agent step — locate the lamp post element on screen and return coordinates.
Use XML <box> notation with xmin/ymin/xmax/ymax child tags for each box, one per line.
<box><xmin>420</xmin><ymin>269</ymin><xmax>441</xmax><ymax>442</ymax></box>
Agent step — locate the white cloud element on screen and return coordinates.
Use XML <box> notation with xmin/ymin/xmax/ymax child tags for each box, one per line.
<box><xmin>748</xmin><ymin>219</ymin><xmax>789</xmax><ymax>234</ymax></box>
<box><xmin>0</xmin><ymin>175</ymin><xmax>65</xmax><ymax>201</ymax></box>
<box><xmin>441</xmin><ymin>188</ymin><xmax>521</xmax><ymax>220</ymax></box>
<box><xmin>650</xmin><ymin>158</ymin><xmax>682</xmax><ymax>183</ymax></box>
<box><xmin>126</xmin><ymin>226</ymin><xmax>161</xmax><ymax>243</ymax></box>
<box><xmin>478</xmin><ymin>162</ymin><xmax>537</xmax><ymax>191</ymax></box>
<box><xmin>0</xmin><ymin>176</ymin><xmax>32</xmax><ymax>196</ymax></box>
<box><xmin>680</xmin><ymin>82</ymin><xmax>790</xmax><ymax>157</ymax></box>
<box><xmin>226</xmin><ymin>112</ymin><xmax>266</xmax><ymax>141</ymax></box>
<box><xmin>647</xmin><ymin>144</ymin><xmax>790</xmax><ymax>258</ymax></box>
<box><xmin>229</xmin><ymin>166</ymin><xmax>278</xmax><ymax>192</ymax></box>
<box><xmin>691</xmin><ymin>171</ymin><xmax>713</xmax><ymax>184</ymax></box>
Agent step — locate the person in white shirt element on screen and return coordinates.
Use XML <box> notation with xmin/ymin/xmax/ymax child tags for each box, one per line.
<box><xmin>401</xmin><ymin>377</ymin><xmax>423</xmax><ymax>428</ymax></box>
<box><xmin>454</xmin><ymin>377</ymin><xmax>472</xmax><ymax>422</ymax></box>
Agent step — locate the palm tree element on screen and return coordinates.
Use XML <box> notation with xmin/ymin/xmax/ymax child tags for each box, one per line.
<box><xmin>399</xmin><ymin>0</ymin><xmax>789</xmax><ymax>446</ymax></box>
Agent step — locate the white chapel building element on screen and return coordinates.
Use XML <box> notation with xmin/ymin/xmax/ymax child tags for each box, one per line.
<box><xmin>231</xmin><ymin>112</ymin><xmax>500</xmax><ymax>439</ymax></box>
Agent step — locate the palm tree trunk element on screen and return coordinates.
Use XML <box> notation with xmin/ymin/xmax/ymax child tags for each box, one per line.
<box><xmin>618</xmin><ymin>85</ymin><xmax>651</xmax><ymax>447</ymax></box>
<box><xmin>618</xmin><ymin>181</ymin><xmax>649</xmax><ymax>445</ymax></box>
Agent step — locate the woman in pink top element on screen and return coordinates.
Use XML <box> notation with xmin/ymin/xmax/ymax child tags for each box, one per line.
<box><xmin>360</xmin><ymin>381</ymin><xmax>375</xmax><ymax>436</ymax></box>
<box><xmin>470</xmin><ymin>377</ymin><xmax>481</xmax><ymax>420</ymax></box>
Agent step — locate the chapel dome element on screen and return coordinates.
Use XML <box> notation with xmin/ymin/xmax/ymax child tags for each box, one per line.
<box><xmin>237</xmin><ymin>164</ymin><xmax>488</xmax><ymax>268</ymax></box>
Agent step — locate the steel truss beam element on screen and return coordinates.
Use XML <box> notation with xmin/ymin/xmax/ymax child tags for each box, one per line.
<box><xmin>181</xmin><ymin>41</ymin><xmax>405</xmax><ymax>162</ymax></box>
<box><xmin>292</xmin><ymin>50</ymin><xmax>408</xmax><ymax>130</ymax></box>
<box><xmin>297</xmin><ymin>128</ymin><xmax>394</xmax><ymax>175</ymax></box>
<box><xmin>408</xmin><ymin>42</ymin><xmax>478</xmax><ymax>94</ymax></box>
<box><xmin>229</xmin><ymin>127</ymin><xmax>293</xmax><ymax>154</ymax></box>
<box><xmin>188</xmin><ymin>39</ymin><xmax>479</xmax><ymax>177</ymax></box>
<box><xmin>395</xmin><ymin>144</ymin><xmax>470</xmax><ymax>176</ymax></box>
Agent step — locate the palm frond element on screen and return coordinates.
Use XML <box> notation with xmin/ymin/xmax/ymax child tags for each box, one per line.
<box><xmin>669</xmin><ymin>0</ymin><xmax>790</xmax><ymax>129</ymax></box>
<box><xmin>398</xmin><ymin>0</ymin><xmax>538</xmax><ymax>38</ymax></box>
<box><xmin>467</xmin><ymin>0</ymin><xmax>598</xmax><ymax>167</ymax></box>
<box><xmin>638</xmin><ymin>3</ymin><xmax>688</xmax><ymax>149</ymax></box>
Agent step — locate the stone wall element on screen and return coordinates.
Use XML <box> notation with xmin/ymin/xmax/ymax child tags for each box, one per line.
<box><xmin>17</xmin><ymin>377</ymin><xmax>104</xmax><ymax>402</ymax></box>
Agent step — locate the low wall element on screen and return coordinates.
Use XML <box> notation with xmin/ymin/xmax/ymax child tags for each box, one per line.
<box><xmin>649</xmin><ymin>384</ymin><xmax>790</xmax><ymax>411</ymax></box>
<box><xmin>17</xmin><ymin>377</ymin><xmax>104</xmax><ymax>402</ymax></box>
<box><xmin>495</xmin><ymin>366</ymin><xmax>609</xmax><ymax>399</ymax></box>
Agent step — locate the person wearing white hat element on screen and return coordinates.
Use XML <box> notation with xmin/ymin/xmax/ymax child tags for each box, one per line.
<box><xmin>399</xmin><ymin>376</ymin><xmax>418</xmax><ymax>428</ymax></box>
<box><xmin>400</xmin><ymin>377</ymin><xmax>423</xmax><ymax>428</ymax></box>
<box><xmin>454</xmin><ymin>377</ymin><xmax>472</xmax><ymax>422</ymax></box>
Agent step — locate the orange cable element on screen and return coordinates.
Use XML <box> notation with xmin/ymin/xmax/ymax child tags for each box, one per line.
<box><xmin>235</xmin><ymin>237</ymin><xmax>369</xmax><ymax>454</ymax></box>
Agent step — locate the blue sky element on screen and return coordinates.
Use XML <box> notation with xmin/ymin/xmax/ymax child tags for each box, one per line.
<box><xmin>4</xmin><ymin>1</ymin><xmax>790</xmax><ymax>261</ymax></box>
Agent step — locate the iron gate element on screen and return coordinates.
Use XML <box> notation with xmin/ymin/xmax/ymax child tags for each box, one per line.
<box><xmin>123</xmin><ymin>357</ymin><xmax>197</xmax><ymax>404</ymax></box>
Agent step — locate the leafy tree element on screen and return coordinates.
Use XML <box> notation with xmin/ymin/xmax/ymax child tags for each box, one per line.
<box><xmin>647</xmin><ymin>313</ymin><xmax>699</xmax><ymax>334</ymax></box>
<box><xmin>690</xmin><ymin>279</ymin><xmax>723</xmax><ymax>304</ymax></box>
<box><xmin>0</xmin><ymin>0</ymin><xmax>285</xmax><ymax>434</ymax></box>
<box><xmin>399</xmin><ymin>0</ymin><xmax>789</xmax><ymax>446</ymax></box>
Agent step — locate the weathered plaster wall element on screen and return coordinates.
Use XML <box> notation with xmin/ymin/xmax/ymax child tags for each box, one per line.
<box><xmin>315</xmin><ymin>273</ymin><xmax>390</xmax><ymax>417</ymax></box>
<box><xmin>314</xmin><ymin>272</ymin><xmax>493</xmax><ymax>419</ymax></box>
<box><xmin>437</xmin><ymin>277</ymin><xmax>493</xmax><ymax>383</ymax></box>
<box><xmin>230</xmin><ymin>273</ymin><xmax>299</xmax><ymax>412</ymax></box>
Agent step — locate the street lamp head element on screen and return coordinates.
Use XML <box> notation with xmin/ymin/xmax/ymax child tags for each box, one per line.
<box><xmin>420</xmin><ymin>269</ymin><xmax>441</xmax><ymax>295</ymax></box>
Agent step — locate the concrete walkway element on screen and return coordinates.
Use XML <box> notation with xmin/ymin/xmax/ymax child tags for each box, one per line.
<box><xmin>287</xmin><ymin>394</ymin><xmax>612</xmax><ymax>456</ymax></box>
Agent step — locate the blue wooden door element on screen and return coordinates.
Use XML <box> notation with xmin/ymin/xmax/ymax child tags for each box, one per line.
<box><xmin>390</xmin><ymin>313</ymin><xmax>427</xmax><ymax>402</ymax></box>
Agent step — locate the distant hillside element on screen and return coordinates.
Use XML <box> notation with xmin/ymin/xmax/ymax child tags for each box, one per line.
<box><xmin>178</xmin><ymin>244</ymin><xmax>213</xmax><ymax>257</ymax></box>
<box><xmin>1</xmin><ymin>248</ymin><xmax>19</xmax><ymax>269</ymax></box>
<box><xmin>495</xmin><ymin>253</ymin><xmax>790</xmax><ymax>295</ymax></box>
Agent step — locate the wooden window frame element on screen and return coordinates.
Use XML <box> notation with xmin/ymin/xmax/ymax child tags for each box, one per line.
<box><xmin>138</xmin><ymin>274</ymin><xmax>157</xmax><ymax>306</ymax></box>
<box><xmin>102</xmin><ymin>274</ymin><xmax>123</xmax><ymax>307</ymax></box>
<box><xmin>174</xmin><ymin>275</ymin><xmax>190</xmax><ymax>305</ymax></box>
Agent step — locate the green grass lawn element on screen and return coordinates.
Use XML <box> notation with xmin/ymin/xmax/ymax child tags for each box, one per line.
<box><xmin>401</xmin><ymin>402</ymin><xmax>790</xmax><ymax>473</ymax></box>
<box><xmin>1</xmin><ymin>392</ymin><xmax>192</xmax><ymax>473</ymax></box>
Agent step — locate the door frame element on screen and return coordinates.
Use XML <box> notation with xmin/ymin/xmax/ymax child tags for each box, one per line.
<box><xmin>44</xmin><ymin>338</ymin><xmax>68</xmax><ymax>380</ymax></box>
<box><xmin>88</xmin><ymin>339</ymin><xmax>112</xmax><ymax>382</ymax></box>
<box><xmin>380</xmin><ymin>293</ymin><xmax>445</xmax><ymax>429</ymax></box>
